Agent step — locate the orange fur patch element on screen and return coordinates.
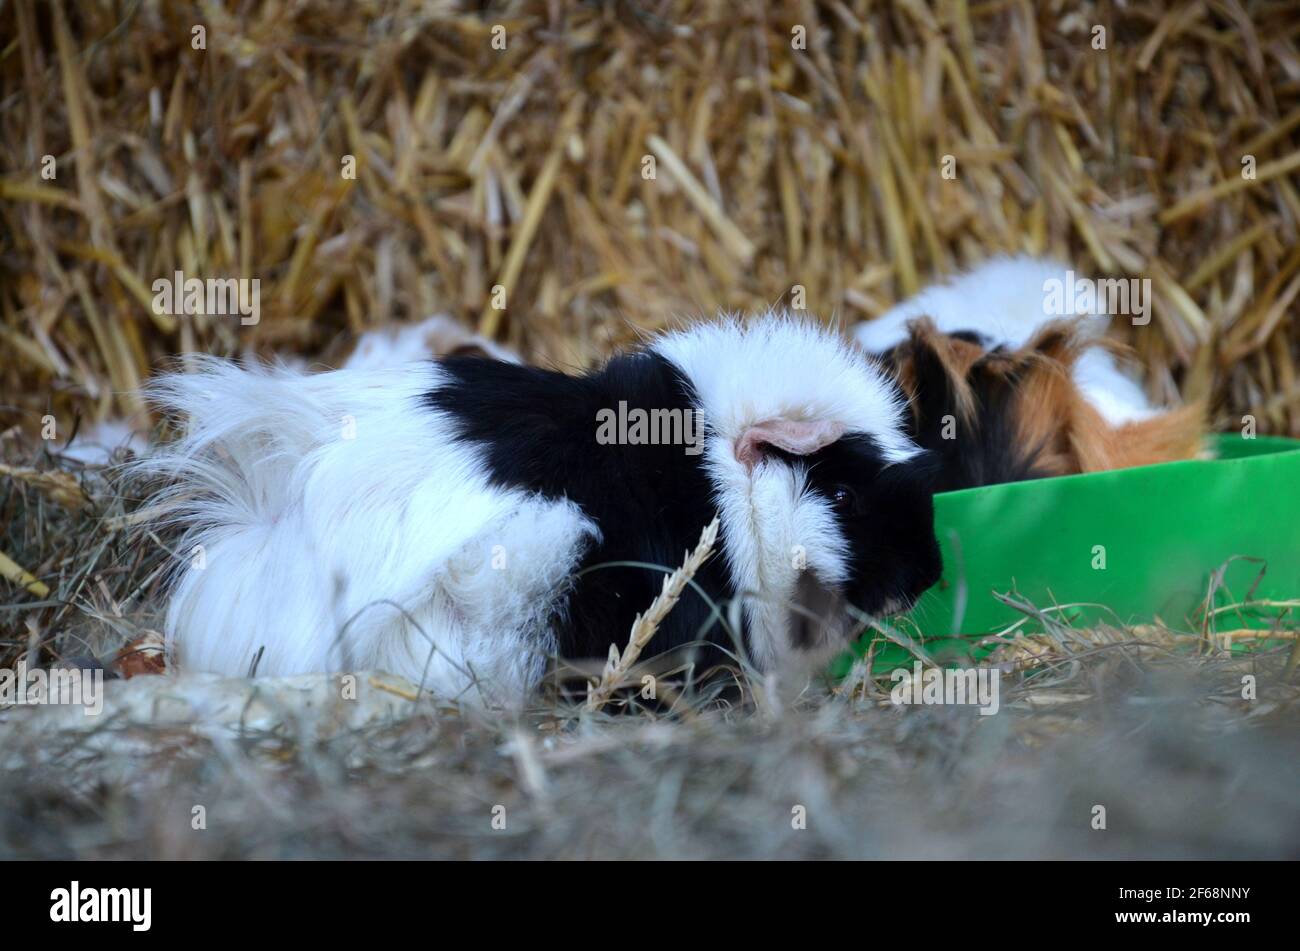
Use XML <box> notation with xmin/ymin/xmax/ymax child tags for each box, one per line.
<box><xmin>1070</xmin><ymin>401</ymin><xmax>1207</xmax><ymax>472</ymax></box>
<box><xmin>890</xmin><ymin>318</ymin><xmax>1205</xmax><ymax>480</ymax></box>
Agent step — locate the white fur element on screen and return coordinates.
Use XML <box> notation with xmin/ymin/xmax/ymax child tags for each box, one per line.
<box><xmin>853</xmin><ymin>256</ymin><xmax>1157</xmax><ymax>424</ymax></box>
<box><xmin>137</xmin><ymin>356</ymin><xmax>596</xmax><ymax>706</ymax></box>
<box><xmin>343</xmin><ymin>313</ymin><xmax>519</xmax><ymax>370</ymax></box>
<box><xmin>653</xmin><ymin>315</ymin><xmax>917</xmax><ymax>670</ymax></box>
<box><xmin>139</xmin><ymin>316</ymin><xmax>916</xmax><ymax>702</ymax></box>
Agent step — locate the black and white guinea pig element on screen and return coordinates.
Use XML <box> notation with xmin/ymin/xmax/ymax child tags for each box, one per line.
<box><xmin>136</xmin><ymin>316</ymin><xmax>942</xmax><ymax>705</ymax></box>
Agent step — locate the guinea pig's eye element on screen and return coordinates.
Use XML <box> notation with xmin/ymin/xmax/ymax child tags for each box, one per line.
<box><xmin>830</xmin><ymin>484</ymin><xmax>863</xmax><ymax>515</ymax></box>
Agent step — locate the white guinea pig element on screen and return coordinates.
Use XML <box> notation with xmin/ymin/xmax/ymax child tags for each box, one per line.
<box><xmin>134</xmin><ymin>316</ymin><xmax>942</xmax><ymax>706</ymax></box>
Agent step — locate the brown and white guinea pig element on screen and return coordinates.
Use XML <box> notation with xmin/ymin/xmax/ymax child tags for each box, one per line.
<box><xmin>133</xmin><ymin>316</ymin><xmax>942</xmax><ymax>706</ymax></box>
<box><xmin>855</xmin><ymin>257</ymin><xmax>1205</xmax><ymax>493</ymax></box>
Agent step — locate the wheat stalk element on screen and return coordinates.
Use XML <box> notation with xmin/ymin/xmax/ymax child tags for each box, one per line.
<box><xmin>585</xmin><ymin>517</ymin><xmax>720</xmax><ymax>713</ymax></box>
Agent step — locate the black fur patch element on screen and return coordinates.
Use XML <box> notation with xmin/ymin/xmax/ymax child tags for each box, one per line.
<box><xmin>427</xmin><ymin>352</ymin><xmax>737</xmax><ymax>674</ymax></box>
<box><xmin>947</xmin><ymin>329</ymin><xmax>990</xmax><ymax>348</ymax></box>
<box><xmin>893</xmin><ymin>339</ymin><xmax>1053</xmax><ymax>492</ymax></box>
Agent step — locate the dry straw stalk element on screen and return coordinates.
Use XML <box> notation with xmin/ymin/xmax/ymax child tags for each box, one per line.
<box><xmin>585</xmin><ymin>516</ymin><xmax>720</xmax><ymax>712</ymax></box>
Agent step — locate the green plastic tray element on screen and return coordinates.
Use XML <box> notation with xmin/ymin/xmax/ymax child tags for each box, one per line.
<box><xmin>836</xmin><ymin>434</ymin><xmax>1300</xmax><ymax>674</ymax></box>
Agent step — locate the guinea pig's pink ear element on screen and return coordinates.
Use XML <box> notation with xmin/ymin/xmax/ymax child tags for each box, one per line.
<box><xmin>735</xmin><ymin>418</ymin><xmax>846</xmax><ymax>470</ymax></box>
